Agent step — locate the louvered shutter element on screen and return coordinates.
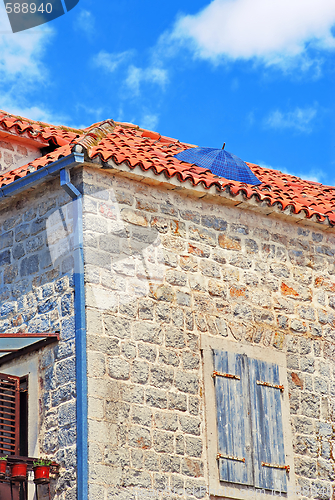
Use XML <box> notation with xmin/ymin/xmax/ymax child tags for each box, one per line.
<box><xmin>213</xmin><ymin>350</ymin><xmax>253</xmax><ymax>485</ymax></box>
<box><xmin>248</xmin><ymin>358</ymin><xmax>287</xmax><ymax>492</ymax></box>
<box><xmin>0</xmin><ymin>373</ymin><xmax>20</xmax><ymax>455</ymax></box>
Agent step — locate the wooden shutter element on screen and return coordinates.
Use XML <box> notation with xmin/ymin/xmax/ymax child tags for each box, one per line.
<box><xmin>248</xmin><ymin>358</ymin><xmax>287</xmax><ymax>493</ymax></box>
<box><xmin>213</xmin><ymin>350</ymin><xmax>253</xmax><ymax>486</ymax></box>
<box><xmin>0</xmin><ymin>373</ymin><xmax>20</xmax><ymax>455</ymax></box>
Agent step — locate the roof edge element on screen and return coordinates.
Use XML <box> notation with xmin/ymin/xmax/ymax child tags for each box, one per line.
<box><xmin>95</xmin><ymin>156</ymin><xmax>335</xmax><ymax>231</ymax></box>
<box><xmin>0</xmin><ymin>152</ymin><xmax>84</xmax><ymax>200</ymax></box>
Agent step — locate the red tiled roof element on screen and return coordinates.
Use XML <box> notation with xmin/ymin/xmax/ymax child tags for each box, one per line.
<box><xmin>0</xmin><ymin>111</ymin><xmax>334</xmax><ymax>227</ymax></box>
<box><xmin>0</xmin><ymin>110</ymin><xmax>80</xmax><ymax>147</ymax></box>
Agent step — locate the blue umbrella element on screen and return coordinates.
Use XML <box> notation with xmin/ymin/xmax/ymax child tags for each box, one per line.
<box><xmin>174</xmin><ymin>143</ymin><xmax>261</xmax><ymax>186</ymax></box>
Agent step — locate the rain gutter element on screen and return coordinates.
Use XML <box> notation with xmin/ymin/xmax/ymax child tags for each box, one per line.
<box><xmin>0</xmin><ymin>152</ymin><xmax>88</xmax><ymax>500</ymax></box>
<box><xmin>0</xmin><ymin>152</ymin><xmax>84</xmax><ymax>199</ymax></box>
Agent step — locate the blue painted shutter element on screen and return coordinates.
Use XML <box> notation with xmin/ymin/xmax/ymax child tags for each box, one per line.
<box><xmin>213</xmin><ymin>350</ymin><xmax>253</xmax><ymax>485</ymax></box>
<box><xmin>248</xmin><ymin>358</ymin><xmax>287</xmax><ymax>492</ymax></box>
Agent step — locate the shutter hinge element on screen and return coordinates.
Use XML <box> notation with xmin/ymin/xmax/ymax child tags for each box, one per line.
<box><xmin>212</xmin><ymin>371</ymin><xmax>240</xmax><ymax>380</ymax></box>
<box><xmin>261</xmin><ymin>462</ymin><xmax>290</xmax><ymax>473</ymax></box>
<box><xmin>256</xmin><ymin>380</ymin><xmax>284</xmax><ymax>391</ymax></box>
<box><xmin>217</xmin><ymin>453</ymin><xmax>245</xmax><ymax>463</ymax></box>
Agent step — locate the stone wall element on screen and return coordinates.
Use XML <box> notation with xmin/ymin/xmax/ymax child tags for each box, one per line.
<box><xmin>83</xmin><ymin>167</ymin><xmax>335</xmax><ymax>500</ymax></box>
<box><xmin>0</xmin><ymin>179</ymin><xmax>77</xmax><ymax>500</ymax></box>
<box><xmin>0</xmin><ymin>139</ymin><xmax>41</xmax><ymax>175</ymax></box>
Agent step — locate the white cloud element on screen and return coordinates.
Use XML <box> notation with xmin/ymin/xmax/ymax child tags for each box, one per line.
<box><xmin>139</xmin><ymin>113</ymin><xmax>159</xmax><ymax>131</ymax></box>
<box><xmin>169</xmin><ymin>0</ymin><xmax>335</xmax><ymax>69</ymax></box>
<box><xmin>2</xmin><ymin>104</ymin><xmax>55</xmax><ymax>122</ymax></box>
<box><xmin>0</xmin><ymin>4</ymin><xmax>58</xmax><ymax>124</ymax></box>
<box><xmin>125</xmin><ymin>65</ymin><xmax>168</xmax><ymax>95</ymax></box>
<box><xmin>94</xmin><ymin>50</ymin><xmax>133</xmax><ymax>73</ymax></box>
<box><xmin>265</xmin><ymin>106</ymin><xmax>318</xmax><ymax>132</ymax></box>
<box><xmin>75</xmin><ymin>10</ymin><xmax>95</xmax><ymax>36</ymax></box>
<box><xmin>257</xmin><ymin>161</ymin><xmax>325</xmax><ymax>183</ymax></box>
<box><xmin>0</xmin><ymin>3</ymin><xmax>53</xmax><ymax>81</ymax></box>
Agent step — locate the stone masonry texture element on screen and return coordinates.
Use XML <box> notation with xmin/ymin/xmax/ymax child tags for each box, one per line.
<box><xmin>0</xmin><ymin>140</ymin><xmax>40</xmax><ymax>175</ymax></box>
<box><xmin>0</xmin><ymin>178</ymin><xmax>77</xmax><ymax>500</ymax></box>
<box><xmin>83</xmin><ymin>168</ymin><xmax>335</xmax><ymax>500</ymax></box>
<box><xmin>2</xmin><ymin>162</ymin><xmax>335</xmax><ymax>500</ymax></box>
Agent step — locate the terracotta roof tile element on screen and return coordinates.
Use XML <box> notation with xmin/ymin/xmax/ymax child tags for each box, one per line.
<box><xmin>0</xmin><ymin>110</ymin><xmax>80</xmax><ymax>147</ymax></box>
<box><xmin>0</xmin><ymin>111</ymin><xmax>334</xmax><ymax>226</ymax></box>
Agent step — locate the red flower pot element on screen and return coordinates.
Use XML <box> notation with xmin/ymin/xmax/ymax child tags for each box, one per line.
<box><xmin>0</xmin><ymin>460</ymin><xmax>7</xmax><ymax>479</ymax></box>
<box><xmin>33</xmin><ymin>465</ymin><xmax>50</xmax><ymax>484</ymax></box>
<box><xmin>11</xmin><ymin>463</ymin><xmax>27</xmax><ymax>481</ymax></box>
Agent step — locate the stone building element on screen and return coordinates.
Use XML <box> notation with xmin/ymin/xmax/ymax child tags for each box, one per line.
<box><xmin>0</xmin><ymin>110</ymin><xmax>334</xmax><ymax>500</ymax></box>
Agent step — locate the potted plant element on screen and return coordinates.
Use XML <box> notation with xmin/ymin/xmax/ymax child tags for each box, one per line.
<box><xmin>0</xmin><ymin>455</ymin><xmax>7</xmax><ymax>479</ymax></box>
<box><xmin>11</xmin><ymin>461</ymin><xmax>27</xmax><ymax>481</ymax></box>
<box><xmin>33</xmin><ymin>459</ymin><xmax>52</xmax><ymax>484</ymax></box>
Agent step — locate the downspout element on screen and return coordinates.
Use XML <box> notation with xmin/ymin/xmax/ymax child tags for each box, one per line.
<box><xmin>60</xmin><ymin>159</ymin><xmax>88</xmax><ymax>500</ymax></box>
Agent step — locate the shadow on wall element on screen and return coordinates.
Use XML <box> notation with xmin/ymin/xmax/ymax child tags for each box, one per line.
<box><xmin>46</xmin><ymin>182</ymin><xmax>166</xmax><ymax>313</ymax></box>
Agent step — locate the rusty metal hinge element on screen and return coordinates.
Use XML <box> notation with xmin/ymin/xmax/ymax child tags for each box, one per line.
<box><xmin>257</xmin><ymin>380</ymin><xmax>284</xmax><ymax>391</ymax></box>
<box><xmin>261</xmin><ymin>462</ymin><xmax>290</xmax><ymax>473</ymax></box>
<box><xmin>217</xmin><ymin>453</ymin><xmax>245</xmax><ymax>463</ymax></box>
<box><xmin>212</xmin><ymin>371</ymin><xmax>240</xmax><ymax>380</ymax></box>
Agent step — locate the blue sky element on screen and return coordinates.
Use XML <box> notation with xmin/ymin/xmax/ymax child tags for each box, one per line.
<box><xmin>1</xmin><ymin>0</ymin><xmax>335</xmax><ymax>185</ymax></box>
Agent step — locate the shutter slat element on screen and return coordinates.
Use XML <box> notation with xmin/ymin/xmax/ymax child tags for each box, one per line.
<box><xmin>249</xmin><ymin>359</ymin><xmax>287</xmax><ymax>493</ymax></box>
<box><xmin>0</xmin><ymin>374</ymin><xmax>20</xmax><ymax>455</ymax></box>
<box><xmin>214</xmin><ymin>350</ymin><xmax>253</xmax><ymax>486</ymax></box>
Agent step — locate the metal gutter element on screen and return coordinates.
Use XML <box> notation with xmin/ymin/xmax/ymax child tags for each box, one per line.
<box><xmin>1</xmin><ymin>153</ymin><xmax>88</xmax><ymax>500</ymax></box>
<box><xmin>0</xmin><ymin>152</ymin><xmax>84</xmax><ymax>199</ymax></box>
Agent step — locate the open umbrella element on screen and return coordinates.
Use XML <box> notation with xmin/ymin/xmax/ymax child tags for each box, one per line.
<box><xmin>174</xmin><ymin>143</ymin><xmax>261</xmax><ymax>186</ymax></box>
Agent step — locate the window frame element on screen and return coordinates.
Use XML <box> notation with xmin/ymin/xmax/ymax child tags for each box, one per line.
<box><xmin>201</xmin><ymin>335</ymin><xmax>295</xmax><ymax>500</ymax></box>
<box><xmin>0</xmin><ymin>357</ymin><xmax>39</xmax><ymax>459</ymax></box>
<box><xmin>0</xmin><ymin>373</ymin><xmax>20</xmax><ymax>456</ymax></box>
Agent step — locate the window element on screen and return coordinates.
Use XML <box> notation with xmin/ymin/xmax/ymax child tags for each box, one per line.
<box><xmin>201</xmin><ymin>336</ymin><xmax>295</xmax><ymax>500</ymax></box>
<box><xmin>0</xmin><ymin>374</ymin><xmax>28</xmax><ymax>500</ymax></box>
<box><xmin>0</xmin><ymin>373</ymin><xmax>28</xmax><ymax>457</ymax></box>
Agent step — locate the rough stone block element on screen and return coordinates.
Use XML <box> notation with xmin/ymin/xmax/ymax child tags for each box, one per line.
<box><xmin>145</xmin><ymin>387</ymin><xmax>168</xmax><ymax>409</ymax></box>
<box><xmin>150</xmin><ymin>365</ymin><xmax>173</xmax><ymax>389</ymax></box>
<box><xmin>144</xmin><ymin>451</ymin><xmax>160</xmax><ymax>471</ymax></box>
<box><xmin>175</xmin><ymin>372</ymin><xmax>199</xmax><ymax>395</ymax></box>
<box><xmin>109</xmin><ymin>357</ymin><xmax>130</xmax><ymax>380</ymax></box>
<box><xmin>121</xmin><ymin>384</ymin><xmax>144</xmax><ymax>404</ymax></box>
<box><xmin>132</xmin><ymin>360</ymin><xmax>149</xmax><ymax>384</ymax></box>
<box><xmin>301</xmin><ymin>392</ymin><xmax>320</xmax><ymax>418</ymax></box>
<box><xmin>189</xmin><ymin>225</ymin><xmax>216</xmax><ymax>247</ymax></box>
<box><xmin>165</xmin><ymin>327</ymin><xmax>186</xmax><ymax>349</ymax></box>
<box><xmin>153</xmin><ymin>430</ymin><xmax>174</xmax><ymax>453</ymax></box>
<box><xmin>179</xmin><ymin>415</ymin><xmax>201</xmax><ymax>436</ymax></box>
<box><xmin>138</xmin><ymin>343</ymin><xmax>157</xmax><ymax>362</ymax></box>
<box><xmin>105</xmin><ymin>400</ymin><xmax>130</xmax><ymax>424</ymax></box>
<box><xmin>166</xmin><ymin>270</ymin><xmax>187</xmax><ymax>286</ymax></box>
<box><xmin>294</xmin><ymin>457</ymin><xmax>317</xmax><ymax>478</ymax></box>
<box><xmin>128</xmin><ymin>425</ymin><xmax>151</xmax><ymax>449</ymax></box>
<box><xmin>133</xmin><ymin>322</ymin><xmax>163</xmax><ymax>344</ymax></box>
<box><xmin>132</xmin><ymin>405</ymin><xmax>152</xmax><ymax>427</ymax></box>
<box><xmin>104</xmin><ymin>316</ymin><xmax>131</xmax><ymax>339</ymax></box>
<box><xmin>181</xmin><ymin>457</ymin><xmax>203</xmax><ymax>477</ymax></box>
<box><xmin>88</xmin><ymin>351</ymin><xmax>106</xmax><ymax>378</ymax></box>
<box><xmin>182</xmin><ymin>351</ymin><xmax>200</xmax><ymax>370</ymax></box>
<box><xmin>154</xmin><ymin>411</ymin><xmax>178</xmax><ymax>431</ymax></box>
